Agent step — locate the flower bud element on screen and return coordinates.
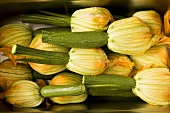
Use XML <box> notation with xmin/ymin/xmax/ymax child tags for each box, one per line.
<box><xmin>133</xmin><ymin>10</ymin><xmax>162</xmax><ymax>35</ymax></box>
<box><xmin>164</xmin><ymin>10</ymin><xmax>170</xmax><ymax>35</ymax></box>
<box><xmin>71</xmin><ymin>7</ymin><xmax>114</xmax><ymax>32</ymax></box>
<box><xmin>0</xmin><ymin>59</ymin><xmax>32</xmax><ymax>90</ymax></box>
<box><xmin>107</xmin><ymin>17</ymin><xmax>153</xmax><ymax>55</ymax></box>
<box><xmin>102</xmin><ymin>53</ymin><xmax>134</xmax><ymax>76</ymax></box>
<box><xmin>66</xmin><ymin>48</ymin><xmax>108</xmax><ymax>75</ymax></box>
<box><xmin>0</xmin><ymin>24</ymin><xmax>32</xmax><ymax>47</ymax></box>
<box><xmin>5</xmin><ymin>80</ymin><xmax>44</xmax><ymax>107</ymax></box>
<box><xmin>133</xmin><ymin>68</ymin><xmax>170</xmax><ymax>106</ymax></box>
<box><xmin>130</xmin><ymin>45</ymin><xmax>169</xmax><ymax>70</ymax></box>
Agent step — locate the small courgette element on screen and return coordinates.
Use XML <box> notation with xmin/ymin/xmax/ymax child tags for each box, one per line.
<box><xmin>40</xmin><ymin>84</ymin><xmax>86</xmax><ymax>97</ymax></box>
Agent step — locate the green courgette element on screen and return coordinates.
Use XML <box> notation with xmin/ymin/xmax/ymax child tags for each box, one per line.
<box><xmin>83</xmin><ymin>74</ymin><xmax>135</xmax><ymax>88</ymax></box>
<box><xmin>83</xmin><ymin>74</ymin><xmax>136</xmax><ymax>97</ymax></box>
<box><xmin>12</xmin><ymin>44</ymin><xmax>69</xmax><ymax>65</ymax></box>
<box><xmin>42</xmin><ymin>31</ymin><xmax>108</xmax><ymax>48</ymax></box>
<box><xmin>40</xmin><ymin>84</ymin><xmax>86</xmax><ymax>97</ymax></box>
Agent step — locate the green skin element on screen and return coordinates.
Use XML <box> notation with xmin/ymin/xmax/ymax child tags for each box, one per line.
<box><xmin>40</xmin><ymin>84</ymin><xmax>86</xmax><ymax>98</ymax></box>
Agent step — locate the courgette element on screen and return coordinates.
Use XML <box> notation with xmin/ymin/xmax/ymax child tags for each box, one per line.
<box><xmin>12</xmin><ymin>44</ymin><xmax>69</xmax><ymax>65</ymax></box>
<box><xmin>83</xmin><ymin>74</ymin><xmax>135</xmax><ymax>88</ymax></box>
<box><xmin>40</xmin><ymin>84</ymin><xmax>86</xmax><ymax>97</ymax></box>
<box><xmin>42</xmin><ymin>31</ymin><xmax>108</xmax><ymax>48</ymax></box>
<box><xmin>83</xmin><ymin>74</ymin><xmax>136</xmax><ymax>97</ymax></box>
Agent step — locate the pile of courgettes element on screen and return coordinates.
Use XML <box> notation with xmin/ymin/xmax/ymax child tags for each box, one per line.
<box><xmin>1</xmin><ymin>7</ymin><xmax>170</xmax><ymax>107</ymax></box>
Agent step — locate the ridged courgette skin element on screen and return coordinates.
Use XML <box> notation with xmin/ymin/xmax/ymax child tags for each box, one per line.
<box><xmin>20</xmin><ymin>13</ymin><xmax>70</xmax><ymax>27</ymax></box>
<box><xmin>42</xmin><ymin>31</ymin><xmax>108</xmax><ymax>48</ymax></box>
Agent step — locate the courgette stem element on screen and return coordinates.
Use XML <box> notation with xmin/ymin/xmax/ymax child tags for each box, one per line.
<box><xmin>12</xmin><ymin>44</ymin><xmax>69</xmax><ymax>65</ymax></box>
<box><xmin>20</xmin><ymin>12</ymin><xmax>71</xmax><ymax>27</ymax></box>
<box><xmin>39</xmin><ymin>10</ymin><xmax>70</xmax><ymax>18</ymax></box>
<box><xmin>83</xmin><ymin>74</ymin><xmax>136</xmax><ymax>97</ymax></box>
<box><xmin>40</xmin><ymin>84</ymin><xmax>86</xmax><ymax>97</ymax></box>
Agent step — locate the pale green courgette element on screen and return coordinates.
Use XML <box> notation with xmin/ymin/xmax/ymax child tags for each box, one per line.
<box><xmin>40</xmin><ymin>84</ymin><xmax>86</xmax><ymax>97</ymax></box>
